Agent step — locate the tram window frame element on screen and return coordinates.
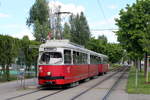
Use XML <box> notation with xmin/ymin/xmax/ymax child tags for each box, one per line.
<box><xmin>64</xmin><ymin>50</ymin><xmax>72</xmax><ymax>64</ymax></box>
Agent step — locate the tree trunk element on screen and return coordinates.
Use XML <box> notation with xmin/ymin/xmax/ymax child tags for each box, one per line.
<box><xmin>139</xmin><ymin>59</ymin><xmax>142</xmax><ymax>72</ymax></box>
<box><xmin>135</xmin><ymin>59</ymin><xmax>138</xmax><ymax>87</ymax></box>
<box><xmin>27</xmin><ymin>66</ymin><xmax>30</xmax><ymax>77</ymax></box>
<box><xmin>144</xmin><ymin>52</ymin><xmax>147</xmax><ymax>77</ymax></box>
<box><xmin>2</xmin><ymin>65</ymin><xmax>5</xmax><ymax>77</ymax></box>
<box><xmin>6</xmin><ymin>65</ymin><xmax>10</xmax><ymax>81</ymax></box>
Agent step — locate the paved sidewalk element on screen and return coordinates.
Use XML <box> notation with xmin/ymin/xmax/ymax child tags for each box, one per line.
<box><xmin>109</xmin><ymin>72</ymin><xmax>150</xmax><ymax>100</ymax></box>
<box><xmin>0</xmin><ymin>78</ymin><xmax>38</xmax><ymax>95</ymax></box>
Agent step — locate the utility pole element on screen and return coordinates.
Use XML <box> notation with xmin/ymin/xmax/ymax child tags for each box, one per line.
<box><xmin>50</xmin><ymin>3</ymin><xmax>72</xmax><ymax>40</ymax></box>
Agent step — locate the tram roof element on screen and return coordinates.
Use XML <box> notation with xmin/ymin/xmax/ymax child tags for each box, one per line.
<box><xmin>39</xmin><ymin>39</ymin><xmax>108</xmax><ymax>58</ymax></box>
<box><xmin>40</xmin><ymin>39</ymin><xmax>85</xmax><ymax>50</ymax></box>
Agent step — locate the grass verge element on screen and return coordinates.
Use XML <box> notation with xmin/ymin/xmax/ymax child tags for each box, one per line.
<box><xmin>127</xmin><ymin>66</ymin><xmax>150</xmax><ymax>94</ymax></box>
<box><xmin>0</xmin><ymin>74</ymin><xmax>36</xmax><ymax>83</ymax></box>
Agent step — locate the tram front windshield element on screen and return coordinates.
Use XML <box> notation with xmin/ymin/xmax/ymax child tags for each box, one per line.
<box><xmin>39</xmin><ymin>52</ymin><xmax>62</xmax><ymax>65</ymax></box>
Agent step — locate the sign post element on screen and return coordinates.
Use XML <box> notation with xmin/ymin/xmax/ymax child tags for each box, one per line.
<box><xmin>18</xmin><ymin>68</ymin><xmax>25</xmax><ymax>89</ymax></box>
<box><xmin>146</xmin><ymin>56</ymin><xmax>150</xmax><ymax>83</ymax></box>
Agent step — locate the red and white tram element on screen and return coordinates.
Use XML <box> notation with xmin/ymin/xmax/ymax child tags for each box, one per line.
<box><xmin>38</xmin><ymin>40</ymin><xmax>109</xmax><ymax>86</ymax></box>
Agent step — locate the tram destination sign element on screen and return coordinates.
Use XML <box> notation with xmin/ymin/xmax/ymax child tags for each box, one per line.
<box><xmin>44</xmin><ymin>47</ymin><xmax>57</xmax><ymax>51</ymax></box>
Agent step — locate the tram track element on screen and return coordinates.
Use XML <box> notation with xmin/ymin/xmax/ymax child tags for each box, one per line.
<box><xmin>70</xmin><ymin>67</ymin><xmax>127</xmax><ymax>100</ymax></box>
<box><xmin>6</xmin><ymin>88</ymin><xmax>42</xmax><ymax>100</ymax></box>
<box><xmin>5</xmin><ymin>67</ymin><xmax>126</xmax><ymax>100</ymax></box>
<box><xmin>6</xmin><ymin>87</ymin><xmax>65</xmax><ymax>100</ymax></box>
<box><xmin>102</xmin><ymin>67</ymin><xmax>128</xmax><ymax>100</ymax></box>
<box><xmin>36</xmin><ymin>90</ymin><xmax>65</xmax><ymax>100</ymax></box>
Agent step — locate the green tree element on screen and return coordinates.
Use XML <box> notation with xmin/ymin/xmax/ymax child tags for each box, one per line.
<box><xmin>87</xmin><ymin>36</ymin><xmax>124</xmax><ymax>63</ymax></box>
<box><xmin>87</xmin><ymin>36</ymin><xmax>106</xmax><ymax>54</ymax></box>
<box><xmin>21</xmin><ymin>36</ymin><xmax>40</xmax><ymax>76</ymax></box>
<box><xmin>105</xmin><ymin>43</ymin><xmax>124</xmax><ymax>63</ymax></box>
<box><xmin>115</xmin><ymin>0</ymin><xmax>150</xmax><ymax>77</ymax></box>
<box><xmin>98</xmin><ymin>35</ymin><xmax>107</xmax><ymax>44</ymax></box>
<box><xmin>70</xmin><ymin>12</ymin><xmax>91</xmax><ymax>46</ymax></box>
<box><xmin>0</xmin><ymin>35</ymin><xmax>20</xmax><ymax>80</ymax></box>
<box><xmin>27</xmin><ymin>0</ymin><xmax>50</xmax><ymax>41</ymax></box>
<box><xmin>62</xmin><ymin>23</ymin><xmax>71</xmax><ymax>39</ymax></box>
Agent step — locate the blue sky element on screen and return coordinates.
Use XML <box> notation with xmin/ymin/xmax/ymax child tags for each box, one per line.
<box><xmin>0</xmin><ymin>0</ymin><xmax>136</xmax><ymax>43</ymax></box>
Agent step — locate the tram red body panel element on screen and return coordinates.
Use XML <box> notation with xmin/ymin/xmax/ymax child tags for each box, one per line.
<box><xmin>38</xmin><ymin>64</ymin><xmax>89</xmax><ymax>85</ymax></box>
<box><xmin>88</xmin><ymin>64</ymin><xmax>98</xmax><ymax>77</ymax></box>
<box><xmin>98</xmin><ymin>64</ymin><xmax>109</xmax><ymax>73</ymax></box>
<box><xmin>38</xmin><ymin>64</ymin><xmax>108</xmax><ymax>85</ymax></box>
<box><xmin>102</xmin><ymin>64</ymin><xmax>109</xmax><ymax>72</ymax></box>
<box><xmin>68</xmin><ymin>64</ymin><xmax>89</xmax><ymax>82</ymax></box>
<box><xmin>98</xmin><ymin>64</ymin><xmax>103</xmax><ymax>73</ymax></box>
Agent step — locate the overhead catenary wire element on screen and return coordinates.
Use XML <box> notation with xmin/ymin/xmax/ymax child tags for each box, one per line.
<box><xmin>91</xmin><ymin>28</ymin><xmax>118</xmax><ymax>31</ymax></box>
<box><xmin>96</xmin><ymin>0</ymin><xmax>109</xmax><ymax>25</ymax></box>
<box><xmin>96</xmin><ymin>0</ymin><xmax>118</xmax><ymax>34</ymax></box>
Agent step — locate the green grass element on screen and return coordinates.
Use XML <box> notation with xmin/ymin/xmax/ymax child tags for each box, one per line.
<box><xmin>0</xmin><ymin>74</ymin><xmax>36</xmax><ymax>83</ymax></box>
<box><xmin>0</xmin><ymin>75</ymin><xmax>17</xmax><ymax>82</ymax></box>
<box><xmin>127</xmin><ymin>66</ymin><xmax>150</xmax><ymax>94</ymax></box>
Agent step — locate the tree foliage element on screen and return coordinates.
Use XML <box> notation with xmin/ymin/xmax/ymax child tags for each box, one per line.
<box><xmin>62</xmin><ymin>23</ymin><xmax>71</xmax><ymax>39</ymax></box>
<box><xmin>0</xmin><ymin>35</ymin><xmax>40</xmax><ymax>80</ymax></box>
<box><xmin>86</xmin><ymin>37</ymin><xmax>106</xmax><ymax>54</ymax></box>
<box><xmin>115</xmin><ymin>0</ymin><xmax>150</xmax><ymax>58</ymax></box>
<box><xmin>69</xmin><ymin>12</ymin><xmax>91</xmax><ymax>46</ymax></box>
<box><xmin>115</xmin><ymin>0</ymin><xmax>150</xmax><ymax>77</ymax></box>
<box><xmin>0</xmin><ymin>35</ymin><xmax>20</xmax><ymax>80</ymax></box>
<box><xmin>105</xmin><ymin>43</ymin><xmax>124</xmax><ymax>63</ymax></box>
<box><xmin>27</xmin><ymin>0</ymin><xmax>50</xmax><ymax>41</ymax></box>
<box><xmin>87</xmin><ymin>36</ymin><xmax>124</xmax><ymax>63</ymax></box>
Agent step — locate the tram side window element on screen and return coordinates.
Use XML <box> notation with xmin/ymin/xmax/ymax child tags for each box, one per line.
<box><xmin>95</xmin><ymin>56</ymin><xmax>99</xmax><ymax>64</ymax></box>
<box><xmin>94</xmin><ymin>56</ymin><xmax>97</xmax><ymax>64</ymax></box>
<box><xmin>73</xmin><ymin>51</ymin><xmax>78</xmax><ymax>64</ymax></box>
<box><xmin>90</xmin><ymin>55</ymin><xmax>94</xmax><ymax>64</ymax></box>
<box><xmin>80</xmin><ymin>53</ymin><xmax>88</xmax><ymax>64</ymax></box>
<box><xmin>83</xmin><ymin>53</ymin><xmax>88</xmax><ymax>64</ymax></box>
<box><xmin>103</xmin><ymin>57</ymin><xmax>108</xmax><ymax>64</ymax></box>
<box><xmin>90</xmin><ymin>55</ymin><xmax>99</xmax><ymax>64</ymax></box>
<box><xmin>98</xmin><ymin>57</ymin><xmax>102</xmax><ymax>64</ymax></box>
<box><xmin>64</xmin><ymin>50</ymin><xmax>71</xmax><ymax>64</ymax></box>
<box><xmin>73</xmin><ymin>51</ymin><xmax>88</xmax><ymax>64</ymax></box>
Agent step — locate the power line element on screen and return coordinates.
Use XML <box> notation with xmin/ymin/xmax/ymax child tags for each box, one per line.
<box><xmin>90</xmin><ymin>29</ymin><xmax>118</xmax><ymax>31</ymax></box>
<box><xmin>96</xmin><ymin>0</ymin><xmax>108</xmax><ymax>24</ymax></box>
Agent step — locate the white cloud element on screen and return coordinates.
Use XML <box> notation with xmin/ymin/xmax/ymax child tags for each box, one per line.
<box><xmin>12</xmin><ymin>26</ymin><xmax>34</xmax><ymax>40</ymax></box>
<box><xmin>91</xmin><ymin>30</ymin><xmax>118</xmax><ymax>43</ymax></box>
<box><xmin>0</xmin><ymin>13</ymin><xmax>10</xmax><ymax>18</ymax></box>
<box><xmin>108</xmin><ymin>4</ymin><xmax>118</xmax><ymax>9</ymax></box>
<box><xmin>49</xmin><ymin>1</ymin><xmax>85</xmax><ymax>15</ymax></box>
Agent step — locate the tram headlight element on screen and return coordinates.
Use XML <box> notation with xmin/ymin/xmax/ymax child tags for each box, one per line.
<box><xmin>39</xmin><ymin>67</ymin><xmax>42</xmax><ymax>72</ymax></box>
<box><xmin>47</xmin><ymin>72</ymin><xmax>51</xmax><ymax>76</ymax></box>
